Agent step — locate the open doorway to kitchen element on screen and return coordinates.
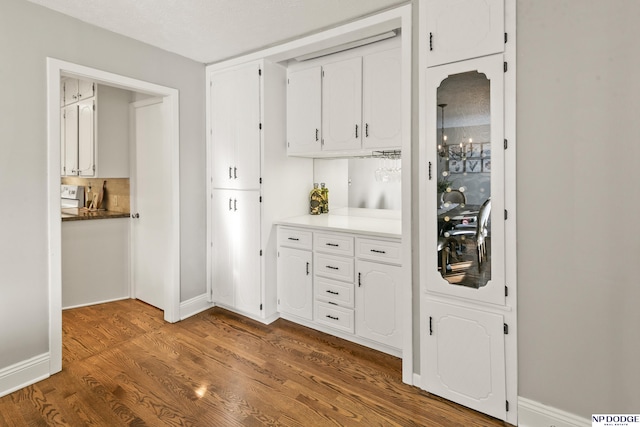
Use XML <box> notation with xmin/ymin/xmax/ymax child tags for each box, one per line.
<box><xmin>46</xmin><ymin>58</ymin><xmax>181</xmax><ymax>375</ymax></box>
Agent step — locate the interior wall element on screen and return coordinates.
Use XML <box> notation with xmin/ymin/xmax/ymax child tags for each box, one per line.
<box><xmin>0</xmin><ymin>0</ymin><xmax>205</xmax><ymax>370</ymax></box>
<box><xmin>517</xmin><ymin>0</ymin><xmax>640</xmax><ymax>416</ymax></box>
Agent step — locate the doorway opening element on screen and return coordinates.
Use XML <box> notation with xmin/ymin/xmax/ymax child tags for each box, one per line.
<box><xmin>47</xmin><ymin>58</ymin><xmax>181</xmax><ymax>375</ymax></box>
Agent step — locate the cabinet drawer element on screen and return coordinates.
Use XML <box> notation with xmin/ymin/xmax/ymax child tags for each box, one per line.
<box><xmin>278</xmin><ymin>227</ymin><xmax>312</xmax><ymax>250</ymax></box>
<box><xmin>314</xmin><ymin>232</ymin><xmax>354</xmax><ymax>256</ymax></box>
<box><xmin>315</xmin><ymin>301</ymin><xmax>354</xmax><ymax>334</ymax></box>
<box><xmin>315</xmin><ymin>276</ymin><xmax>354</xmax><ymax>308</ymax></box>
<box><xmin>314</xmin><ymin>253</ymin><xmax>354</xmax><ymax>283</ymax></box>
<box><xmin>356</xmin><ymin>238</ymin><xmax>402</xmax><ymax>265</ymax></box>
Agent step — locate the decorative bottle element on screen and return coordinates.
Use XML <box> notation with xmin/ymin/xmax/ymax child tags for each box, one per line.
<box><xmin>309</xmin><ymin>183</ymin><xmax>322</xmax><ymax>215</ymax></box>
<box><xmin>320</xmin><ymin>183</ymin><xmax>329</xmax><ymax>213</ymax></box>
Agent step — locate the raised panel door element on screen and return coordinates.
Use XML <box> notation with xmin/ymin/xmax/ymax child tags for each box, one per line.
<box><xmin>233</xmin><ymin>64</ymin><xmax>261</xmax><ymax>190</ymax></box>
<box><xmin>356</xmin><ymin>260</ymin><xmax>402</xmax><ymax>349</ymax></box>
<box><xmin>211</xmin><ymin>189</ymin><xmax>235</xmax><ymax>307</ymax></box>
<box><xmin>77</xmin><ymin>80</ymin><xmax>94</xmax><ymax>101</ymax></box>
<box><xmin>77</xmin><ymin>98</ymin><xmax>95</xmax><ymax>176</ymax></box>
<box><xmin>363</xmin><ymin>47</ymin><xmax>402</xmax><ymax>150</ymax></box>
<box><xmin>287</xmin><ymin>67</ymin><xmax>322</xmax><ymax>155</ymax></box>
<box><xmin>422</xmin><ymin>300</ymin><xmax>506</xmax><ymax>419</ymax></box>
<box><xmin>62</xmin><ymin>104</ymin><xmax>78</xmax><ymax>176</ymax></box>
<box><xmin>277</xmin><ymin>246</ymin><xmax>313</xmax><ymax>320</ymax></box>
<box><xmin>210</xmin><ymin>68</ymin><xmax>237</xmax><ymax>188</ymax></box>
<box><xmin>233</xmin><ymin>190</ymin><xmax>262</xmax><ymax>315</ymax></box>
<box><xmin>322</xmin><ymin>57</ymin><xmax>362</xmax><ymax>151</ymax></box>
<box><xmin>426</xmin><ymin>0</ymin><xmax>505</xmax><ymax>67</ymax></box>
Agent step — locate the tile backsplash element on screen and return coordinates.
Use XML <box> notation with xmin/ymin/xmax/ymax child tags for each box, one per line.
<box><xmin>61</xmin><ymin>177</ymin><xmax>130</xmax><ymax>213</ymax></box>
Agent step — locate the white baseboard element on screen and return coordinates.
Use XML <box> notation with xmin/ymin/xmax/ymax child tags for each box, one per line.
<box><xmin>412</xmin><ymin>373</ymin><xmax>421</xmax><ymax>387</ymax></box>
<box><xmin>179</xmin><ymin>293</ymin><xmax>214</xmax><ymax>320</ymax></box>
<box><xmin>518</xmin><ymin>397</ymin><xmax>590</xmax><ymax>427</ymax></box>
<box><xmin>0</xmin><ymin>353</ymin><xmax>50</xmax><ymax>398</ymax></box>
<box><xmin>62</xmin><ymin>296</ymin><xmax>130</xmax><ymax>310</ymax></box>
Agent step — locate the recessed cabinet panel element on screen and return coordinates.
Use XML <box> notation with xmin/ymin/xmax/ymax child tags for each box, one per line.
<box><xmin>426</xmin><ymin>0</ymin><xmax>505</xmax><ymax>67</ymax></box>
<box><xmin>287</xmin><ymin>67</ymin><xmax>322</xmax><ymax>154</ymax></box>
<box><xmin>314</xmin><ymin>253</ymin><xmax>354</xmax><ymax>283</ymax></box>
<box><xmin>315</xmin><ymin>276</ymin><xmax>354</xmax><ymax>308</ymax></box>
<box><xmin>363</xmin><ymin>47</ymin><xmax>402</xmax><ymax>149</ymax></box>
<box><xmin>211</xmin><ymin>189</ymin><xmax>235</xmax><ymax>307</ymax></box>
<box><xmin>314</xmin><ymin>233</ymin><xmax>354</xmax><ymax>256</ymax></box>
<box><xmin>62</xmin><ymin>104</ymin><xmax>78</xmax><ymax>176</ymax></box>
<box><xmin>315</xmin><ymin>301</ymin><xmax>355</xmax><ymax>334</ymax></box>
<box><xmin>233</xmin><ymin>191</ymin><xmax>262</xmax><ymax>315</ymax></box>
<box><xmin>322</xmin><ymin>57</ymin><xmax>362</xmax><ymax>151</ymax></box>
<box><xmin>77</xmin><ymin>98</ymin><xmax>95</xmax><ymax>177</ymax></box>
<box><xmin>422</xmin><ymin>300</ymin><xmax>506</xmax><ymax>420</ymax></box>
<box><xmin>277</xmin><ymin>247</ymin><xmax>313</xmax><ymax>320</ymax></box>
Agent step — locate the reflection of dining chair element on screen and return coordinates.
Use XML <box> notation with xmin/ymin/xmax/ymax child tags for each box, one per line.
<box><xmin>448</xmin><ymin>198</ymin><xmax>491</xmax><ymax>272</ymax></box>
<box><xmin>441</xmin><ymin>189</ymin><xmax>466</xmax><ymax>206</ymax></box>
<box><xmin>437</xmin><ymin>236</ymin><xmax>458</xmax><ymax>276</ymax></box>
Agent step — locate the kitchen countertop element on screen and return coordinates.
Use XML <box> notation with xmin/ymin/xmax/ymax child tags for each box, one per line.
<box><xmin>277</xmin><ymin>208</ymin><xmax>402</xmax><ymax>239</ymax></box>
<box><xmin>61</xmin><ymin>208</ymin><xmax>130</xmax><ymax>221</ymax></box>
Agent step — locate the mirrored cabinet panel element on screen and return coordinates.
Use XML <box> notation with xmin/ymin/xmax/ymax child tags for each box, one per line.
<box><xmin>422</xmin><ymin>54</ymin><xmax>505</xmax><ymax>305</ymax></box>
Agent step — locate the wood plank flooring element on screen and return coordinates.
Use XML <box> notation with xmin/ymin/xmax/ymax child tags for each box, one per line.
<box><xmin>0</xmin><ymin>300</ymin><xmax>510</xmax><ymax>426</ymax></box>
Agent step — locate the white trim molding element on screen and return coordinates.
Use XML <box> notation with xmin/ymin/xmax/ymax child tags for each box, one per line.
<box><xmin>0</xmin><ymin>353</ymin><xmax>50</xmax><ymax>398</ymax></box>
<box><xmin>518</xmin><ymin>397</ymin><xmax>590</xmax><ymax>427</ymax></box>
<box><xmin>179</xmin><ymin>294</ymin><xmax>214</xmax><ymax>320</ymax></box>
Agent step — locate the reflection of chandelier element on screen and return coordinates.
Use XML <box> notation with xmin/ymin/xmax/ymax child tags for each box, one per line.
<box><xmin>438</xmin><ymin>103</ymin><xmax>447</xmax><ymax>158</ymax></box>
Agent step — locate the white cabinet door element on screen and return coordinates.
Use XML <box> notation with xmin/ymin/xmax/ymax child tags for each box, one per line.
<box><xmin>62</xmin><ymin>78</ymin><xmax>79</xmax><ymax>105</ymax></box>
<box><xmin>77</xmin><ymin>98</ymin><xmax>95</xmax><ymax>176</ymax></box>
<box><xmin>233</xmin><ymin>190</ymin><xmax>262</xmax><ymax>316</ymax></box>
<box><xmin>426</xmin><ymin>0</ymin><xmax>505</xmax><ymax>67</ymax></box>
<box><xmin>211</xmin><ymin>189</ymin><xmax>235</xmax><ymax>307</ymax></box>
<box><xmin>210</xmin><ymin>62</ymin><xmax>261</xmax><ymax>190</ymax></box>
<box><xmin>62</xmin><ymin>104</ymin><xmax>78</xmax><ymax>176</ymax></box>
<box><xmin>277</xmin><ymin>246</ymin><xmax>313</xmax><ymax>320</ymax></box>
<box><xmin>77</xmin><ymin>80</ymin><xmax>95</xmax><ymax>101</ymax></box>
<box><xmin>322</xmin><ymin>57</ymin><xmax>362</xmax><ymax>151</ymax></box>
<box><xmin>287</xmin><ymin>67</ymin><xmax>322</xmax><ymax>155</ymax></box>
<box><xmin>355</xmin><ymin>260</ymin><xmax>402</xmax><ymax>349</ymax></box>
<box><xmin>362</xmin><ymin>48</ymin><xmax>402</xmax><ymax>150</ymax></box>
<box><xmin>422</xmin><ymin>300</ymin><xmax>506</xmax><ymax>420</ymax></box>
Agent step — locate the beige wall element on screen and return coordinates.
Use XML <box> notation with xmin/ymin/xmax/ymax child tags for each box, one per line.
<box><xmin>517</xmin><ymin>0</ymin><xmax>640</xmax><ymax>416</ymax></box>
<box><xmin>0</xmin><ymin>0</ymin><xmax>206</xmax><ymax>369</ymax></box>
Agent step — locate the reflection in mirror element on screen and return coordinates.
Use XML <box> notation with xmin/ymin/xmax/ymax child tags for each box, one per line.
<box><xmin>436</xmin><ymin>71</ymin><xmax>491</xmax><ymax>288</ymax></box>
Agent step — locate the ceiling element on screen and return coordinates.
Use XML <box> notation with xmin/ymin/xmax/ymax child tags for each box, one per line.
<box><xmin>25</xmin><ymin>0</ymin><xmax>406</xmax><ymax>64</ymax></box>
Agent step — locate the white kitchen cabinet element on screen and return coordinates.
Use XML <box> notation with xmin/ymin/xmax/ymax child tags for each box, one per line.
<box><xmin>277</xmin><ymin>247</ymin><xmax>313</xmax><ymax>320</ymax></box>
<box><xmin>61</xmin><ymin>97</ymin><xmax>95</xmax><ymax>176</ymax></box>
<box><xmin>208</xmin><ymin>59</ymin><xmax>312</xmax><ymax>324</ymax></box>
<box><xmin>322</xmin><ymin>57</ymin><xmax>363</xmax><ymax>152</ymax></box>
<box><xmin>356</xmin><ymin>259</ymin><xmax>402</xmax><ymax>349</ymax></box>
<box><xmin>62</xmin><ymin>78</ymin><xmax>95</xmax><ymax>106</ymax></box>
<box><xmin>425</xmin><ymin>0</ymin><xmax>505</xmax><ymax>67</ymax></box>
<box><xmin>286</xmin><ymin>67</ymin><xmax>322</xmax><ymax>154</ymax></box>
<box><xmin>287</xmin><ymin>44</ymin><xmax>401</xmax><ymax>157</ymax></box>
<box><xmin>210</xmin><ymin>62</ymin><xmax>261</xmax><ymax>190</ymax></box>
<box><xmin>362</xmin><ymin>47</ymin><xmax>402</xmax><ymax>150</ymax></box>
<box><xmin>211</xmin><ymin>189</ymin><xmax>262</xmax><ymax>316</ymax></box>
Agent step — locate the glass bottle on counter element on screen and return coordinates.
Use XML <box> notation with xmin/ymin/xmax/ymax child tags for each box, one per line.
<box><xmin>320</xmin><ymin>183</ymin><xmax>329</xmax><ymax>213</ymax></box>
<box><xmin>310</xmin><ymin>183</ymin><xmax>323</xmax><ymax>215</ymax></box>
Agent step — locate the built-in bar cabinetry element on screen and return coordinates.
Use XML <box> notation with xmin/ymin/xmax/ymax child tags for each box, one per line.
<box><xmin>277</xmin><ymin>223</ymin><xmax>402</xmax><ymax>356</ymax></box>
<box><xmin>286</xmin><ymin>40</ymin><xmax>401</xmax><ymax>157</ymax></box>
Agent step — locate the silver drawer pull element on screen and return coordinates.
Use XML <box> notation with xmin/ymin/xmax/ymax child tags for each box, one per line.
<box><xmin>288</xmin><ymin>237</ymin><xmax>300</xmax><ymax>241</ymax></box>
<box><xmin>326</xmin><ymin>265</ymin><xmax>339</xmax><ymax>270</ymax></box>
<box><xmin>370</xmin><ymin>249</ymin><xmax>386</xmax><ymax>254</ymax></box>
<box><xmin>326</xmin><ymin>315</ymin><xmax>339</xmax><ymax>320</ymax></box>
<box><xmin>326</xmin><ymin>243</ymin><xmax>339</xmax><ymax>247</ymax></box>
<box><xmin>326</xmin><ymin>290</ymin><xmax>339</xmax><ymax>295</ymax></box>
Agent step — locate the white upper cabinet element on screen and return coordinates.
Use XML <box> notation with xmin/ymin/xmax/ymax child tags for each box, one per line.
<box><xmin>425</xmin><ymin>0</ymin><xmax>504</xmax><ymax>67</ymax></box>
<box><xmin>362</xmin><ymin>47</ymin><xmax>402</xmax><ymax>150</ymax></box>
<box><xmin>62</xmin><ymin>78</ymin><xmax>95</xmax><ymax>106</ymax></box>
<box><xmin>210</xmin><ymin>62</ymin><xmax>261</xmax><ymax>190</ymax></box>
<box><xmin>322</xmin><ymin>57</ymin><xmax>363</xmax><ymax>152</ymax></box>
<box><xmin>76</xmin><ymin>98</ymin><xmax>95</xmax><ymax>177</ymax></box>
<box><xmin>287</xmin><ymin>67</ymin><xmax>322</xmax><ymax>154</ymax></box>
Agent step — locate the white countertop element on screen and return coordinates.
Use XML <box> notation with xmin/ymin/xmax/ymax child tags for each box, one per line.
<box><xmin>277</xmin><ymin>208</ymin><xmax>402</xmax><ymax>239</ymax></box>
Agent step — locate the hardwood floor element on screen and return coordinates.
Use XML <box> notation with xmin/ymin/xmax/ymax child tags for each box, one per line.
<box><xmin>0</xmin><ymin>300</ymin><xmax>509</xmax><ymax>426</ymax></box>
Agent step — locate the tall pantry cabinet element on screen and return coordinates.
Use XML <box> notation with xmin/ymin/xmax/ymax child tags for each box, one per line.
<box><xmin>207</xmin><ymin>59</ymin><xmax>311</xmax><ymax>323</ymax></box>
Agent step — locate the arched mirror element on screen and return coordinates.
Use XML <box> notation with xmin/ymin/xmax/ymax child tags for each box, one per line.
<box><xmin>436</xmin><ymin>71</ymin><xmax>491</xmax><ymax>288</ymax></box>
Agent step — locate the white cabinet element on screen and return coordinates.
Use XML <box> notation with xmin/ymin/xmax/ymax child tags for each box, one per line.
<box><xmin>286</xmin><ymin>67</ymin><xmax>322</xmax><ymax>154</ymax></box>
<box><xmin>322</xmin><ymin>57</ymin><xmax>363</xmax><ymax>152</ymax></box>
<box><xmin>61</xmin><ymin>78</ymin><xmax>95</xmax><ymax>106</ymax></box>
<box><xmin>355</xmin><ymin>238</ymin><xmax>402</xmax><ymax>349</ymax></box>
<box><xmin>210</xmin><ymin>62</ymin><xmax>261</xmax><ymax>190</ymax></box>
<box><xmin>61</xmin><ymin>97</ymin><xmax>95</xmax><ymax>176</ymax></box>
<box><xmin>362</xmin><ymin>47</ymin><xmax>402</xmax><ymax>150</ymax></box>
<box><xmin>286</xmin><ymin>45</ymin><xmax>401</xmax><ymax>157</ymax></box>
<box><xmin>425</xmin><ymin>0</ymin><xmax>505</xmax><ymax>67</ymax></box>
<box><xmin>211</xmin><ymin>189</ymin><xmax>261</xmax><ymax>316</ymax></box>
<box><xmin>277</xmin><ymin>228</ymin><xmax>313</xmax><ymax>320</ymax></box>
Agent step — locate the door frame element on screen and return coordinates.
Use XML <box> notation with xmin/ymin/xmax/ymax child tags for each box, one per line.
<box><xmin>46</xmin><ymin>58</ymin><xmax>181</xmax><ymax>375</ymax></box>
